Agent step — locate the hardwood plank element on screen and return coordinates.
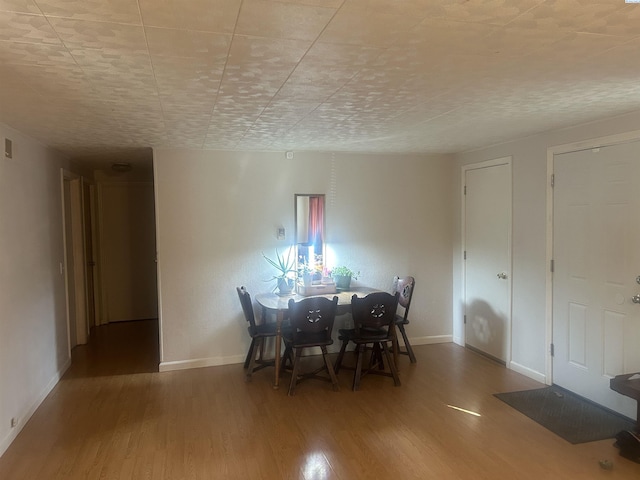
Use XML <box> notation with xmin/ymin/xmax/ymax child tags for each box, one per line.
<box><xmin>0</xmin><ymin>319</ymin><xmax>639</xmax><ymax>479</ymax></box>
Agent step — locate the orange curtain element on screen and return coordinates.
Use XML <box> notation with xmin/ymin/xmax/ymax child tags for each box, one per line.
<box><xmin>309</xmin><ymin>197</ymin><xmax>323</xmax><ymax>246</ymax></box>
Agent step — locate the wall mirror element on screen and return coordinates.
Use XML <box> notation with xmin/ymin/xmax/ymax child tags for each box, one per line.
<box><xmin>295</xmin><ymin>194</ymin><xmax>325</xmax><ymax>282</ymax></box>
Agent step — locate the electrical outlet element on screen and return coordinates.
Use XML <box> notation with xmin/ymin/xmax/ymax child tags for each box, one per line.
<box><xmin>10</xmin><ymin>417</ymin><xmax>17</xmax><ymax>428</ymax></box>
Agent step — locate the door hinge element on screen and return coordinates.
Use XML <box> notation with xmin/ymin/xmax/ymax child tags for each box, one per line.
<box><xmin>550</xmin><ymin>343</ymin><xmax>554</xmax><ymax>357</ymax></box>
<box><xmin>464</xmin><ymin>185</ymin><xmax>467</xmax><ymax>195</ymax></box>
<box><xmin>464</xmin><ymin>250</ymin><xmax>467</xmax><ymax>260</ymax></box>
<box><xmin>464</xmin><ymin>314</ymin><xmax>467</xmax><ymax>325</ymax></box>
<box><xmin>550</xmin><ymin>259</ymin><xmax>554</xmax><ymax>273</ymax></box>
<box><xmin>550</xmin><ymin>174</ymin><xmax>554</xmax><ymax>187</ymax></box>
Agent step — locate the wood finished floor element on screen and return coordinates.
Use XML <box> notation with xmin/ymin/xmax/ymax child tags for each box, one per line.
<box><xmin>1</xmin><ymin>319</ymin><xmax>638</xmax><ymax>479</ymax></box>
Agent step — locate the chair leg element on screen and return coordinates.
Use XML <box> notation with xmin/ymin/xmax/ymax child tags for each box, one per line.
<box><xmin>280</xmin><ymin>343</ymin><xmax>293</xmax><ymax>374</ymax></box>
<box><xmin>352</xmin><ymin>345</ymin><xmax>365</xmax><ymax>391</ymax></box>
<box><xmin>244</xmin><ymin>337</ymin><xmax>256</xmax><ymax>369</ymax></box>
<box><xmin>321</xmin><ymin>346</ymin><xmax>340</xmax><ymax>392</ymax></box>
<box><xmin>381</xmin><ymin>342</ymin><xmax>401</xmax><ymax>386</ymax></box>
<box><xmin>246</xmin><ymin>337</ymin><xmax>262</xmax><ymax>381</ymax></box>
<box><xmin>371</xmin><ymin>343</ymin><xmax>384</xmax><ymax>370</ymax></box>
<box><xmin>398</xmin><ymin>324</ymin><xmax>417</xmax><ymax>364</ymax></box>
<box><xmin>392</xmin><ymin>325</ymin><xmax>400</xmax><ymax>365</ymax></box>
<box><xmin>258</xmin><ymin>337</ymin><xmax>266</xmax><ymax>361</ymax></box>
<box><xmin>288</xmin><ymin>348</ymin><xmax>303</xmax><ymax>396</ymax></box>
<box><xmin>334</xmin><ymin>340</ymin><xmax>349</xmax><ymax>373</ymax></box>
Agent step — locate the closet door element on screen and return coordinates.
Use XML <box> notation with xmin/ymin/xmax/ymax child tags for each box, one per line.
<box><xmin>464</xmin><ymin>159</ymin><xmax>512</xmax><ymax>364</ymax></box>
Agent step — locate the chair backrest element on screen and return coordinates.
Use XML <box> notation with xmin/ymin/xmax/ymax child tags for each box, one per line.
<box><xmin>351</xmin><ymin>291</ymin><xmax>399</xmax><ymax>332</ymax></box>
<box><xmin>236</xmin><ymin>286</ymin><xmax>257</xmax><ymax>333</ymax></box>
<box><xmin>392</xmin><ymin>276</ymin><xmax>415</xmax><ymax>321</ymax></box>
<box><xmin>288</xmin><ymin>296</ymin><xmax>338</xmax><ymax>340</ymax></box>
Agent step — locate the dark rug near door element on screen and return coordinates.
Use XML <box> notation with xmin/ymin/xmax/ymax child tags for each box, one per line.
<box><xmin>494</xmin><ymin>385</ymin><xmax>636</xmax><ymax>444</ymax></box>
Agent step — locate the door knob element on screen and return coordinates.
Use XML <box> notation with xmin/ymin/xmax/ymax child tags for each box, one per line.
<box><xmin>497</xmin><ymin>272</ymin><xmax>508</xmax><ymax>280</ymax></box>
<box><xmin>632</xmin><ymin>295</ymin><xmax>640</xmax><ymax>304</ymax></box>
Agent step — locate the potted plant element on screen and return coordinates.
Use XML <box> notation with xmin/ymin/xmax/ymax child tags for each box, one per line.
<box><xmin>331</xmin><ymin>265</ymin><xmax>359</xmax><ymax>290</ymax></box>
<box><xmin>263</xmin><ymin>249</ymin><xmax>296</xmax><ymax>295</ymax></box>
<box><xmin>298</xmin><ymin>259</ymin><xmax>314</xmax><ymax>287</ymax></box>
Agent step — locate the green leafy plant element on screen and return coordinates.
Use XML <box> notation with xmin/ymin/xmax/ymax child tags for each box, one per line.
<box><xmin>331</xmin><ymin>265</ymin><xmax>359</xmax><ymax>280</ymax></box>
<box><xmin>262</xmin><ymin>248</ymin><xmax>296</xmax><ymax>280</ymax></box>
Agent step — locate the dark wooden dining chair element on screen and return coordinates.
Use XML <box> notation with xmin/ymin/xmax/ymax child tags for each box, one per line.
<box><xmin>334</xmin><ymin>291</ymin><xmax>401</xmax><ymax>391</ymax></box>
<box><xmin>281</xmin><ymin>296</ymin><xmax>340</xmax><ymax>396</ymax></box>
<box><xmin>392</xmin><ymin>276</ymin><xmax>417</xmax><ymax>363</ymax></box>
<box><xmin>236</xmin><ymin>286</ymin><xmax>279</xmax><ymax>381</ymax></box>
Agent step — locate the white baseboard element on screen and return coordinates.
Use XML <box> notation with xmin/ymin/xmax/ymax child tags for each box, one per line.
<box><xmin>410</xmin><ymin>334</ymin><xmax>453</xmax><ymax>345</ymax></box>
<box><xmin>0</xmin><ymin>357</ymin><xmax>71</xmax><ymax>458</ymax></box>
<box><xmin>160</xmin><ymin>335</ymin><xmax>454</xmax><ymax>372</ymax></box>
<box><xmin>159</xmin><ymin>354</ymin><xmax>246</xmax><ymax>372</ymax></box>
<box><xmin>509</xmin><ymin>360</ymin><xmax>547</xmax><ymax>384</ymax></box>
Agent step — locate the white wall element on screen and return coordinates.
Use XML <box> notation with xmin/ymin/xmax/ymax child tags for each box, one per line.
<box><xmin>453</xmin><ymin>110</ymin><xmax>640</xmax><ymax>383</ymax></box>
<box><xmin>0</xmin><ymin>123</ymin><xmax>70</xmax><ymax>456</ymax></box>
<box><xmin>153</xmin><ymin>149</ymin><xmax>455</xmax><ymax>370</ymax></box>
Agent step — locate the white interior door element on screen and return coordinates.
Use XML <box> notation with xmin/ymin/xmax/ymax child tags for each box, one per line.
<box><xmin>464</xmin><ymin>160</ymin><xmax>512</xmax><ymax>363</ymax></box>
<box><xmin>553</xmin><ymin>142</ymin><xmax>640</xmax><ymax>419</ymax></box>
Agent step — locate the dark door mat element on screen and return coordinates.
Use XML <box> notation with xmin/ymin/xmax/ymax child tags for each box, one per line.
<box><xmin>494</xmin><ymin>385</ymin><xmax>636</xmax><ymax>444</ymax></box>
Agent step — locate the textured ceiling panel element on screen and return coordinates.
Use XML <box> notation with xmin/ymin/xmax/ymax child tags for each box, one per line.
<box><xmin>35</xmin><ymin>0</ymin><xmax>142</xmax><ymax>24</ymax></box>
<box><xmin>235</xmin><ymin>0</ymin><xmax>337</xmax><ymax>41</ymax></box>
<box><xmin>0</xmin><ymin>0</ymin><xmax>41</xmax><ymax>15</ymax></box>
<box><xmin>0</xmin><ymin>11</ymin><xmax>60</xmax><ymax>44</ymax></box>
<box><xmin>138</xmin><ymin>0</ymin><xmax>241</xmax><ymax>33</ymax></box>
<box><xmin>1</xmin><ymin>0</ymin><xmax>640</xmax><ymax>166</ymax></box>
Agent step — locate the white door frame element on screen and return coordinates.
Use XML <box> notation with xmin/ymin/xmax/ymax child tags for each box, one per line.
<box><xmin>61</xmin><ymin>169</ymin><xmax>89</xmax><ymax>347</ymax></box>
<box><xmin>86</xmin><ymin>182</ymin><xmax>103</xmax><ymax>326</ymax></box>
<box><xmin>545</xmin><ymin>129</ymin><xmax>640</xmax><ymax>385</ymax></box>
<box><xmin>461</xmin><ymin>156</ymin><xmax>513</xmax><ymax>366</ymax></box>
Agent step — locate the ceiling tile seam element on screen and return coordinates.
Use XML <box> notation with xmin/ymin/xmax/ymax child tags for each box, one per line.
<box><xmin>499</xmin><ymin>0</ymin><xmax>547</xmax><ymax>29</ymax></box>
<box><xmin>572</xmin><ymin>30</ymin><xmax>640</xmax><ymax>43</ymax></box>
<box><xmin>541</xmin><ymin>32</ymin><xmax>637</xmax><ymax>68</ymax></box>
<box><xmin>201</xmin><ymin>0</ymin><xmax>248</xmax><ymax>150</ymax></box>
<box><xmin>35</xmin><ymin>5</ymin><xmax>97</xmax><ymax>92</ymax></box>
<box><xmin>134</xmin><ymin>0</ymin><xmax>171</xmax><ymax>148</ymax></box>
<box><xmin>233</xmin><ymin>0</ymin><xmax>348</xmax><ymax>148</ymax></box>
<box><xmin>0</xmin><ymin>11</ymin><xmax>46</xmax><ymax>20</ymax></box>
<box><xmin>142</xmin><ymin>24</ymin><xmax>238</xmax><ymax>36</ymax></box>
<box><xmin>33</xmin><ymin>0</ymin><xmax>142</xmax><ymax>27</ymax></box>
<box><xmin>591</xmin><ymin>37</ymin><xmax>640</xmax><ymax>62</ymax></box>
<box><xmin>0</xmin><ymin>38</ymin><xmax>62</xmax><ymax>49</ymax></box>
<box><xmin>575</xmin><ymin>2</ymin><xmax>634</xmax><ymax>36</ymax></box>
<box><xmin>0</xmin><ymin>8</ymin><xmax>38</xmax><ymax>15</ymax></box>
<box><xmin>294</xmin><ymin>11</ymin><xmax>479</xmax><ymax>130</ymax></box>
<box><xmin>252</xmin><ymin>65</ymin><xmax>366</xmax><ymax>147</ymax></box>
<box><xmin>248</xmin><ymin>26</ymin><xmax>433</xmax><ymax>135</ymax></box>
<box><xmin>500</xmin><ymin>0</ymin><xmax>629</xmax><ymax>34</ymax></box>
<box><xmin>40</xmin><ymin>16</ymin><xmax>142</xmax><ymax>27</ymax></box>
